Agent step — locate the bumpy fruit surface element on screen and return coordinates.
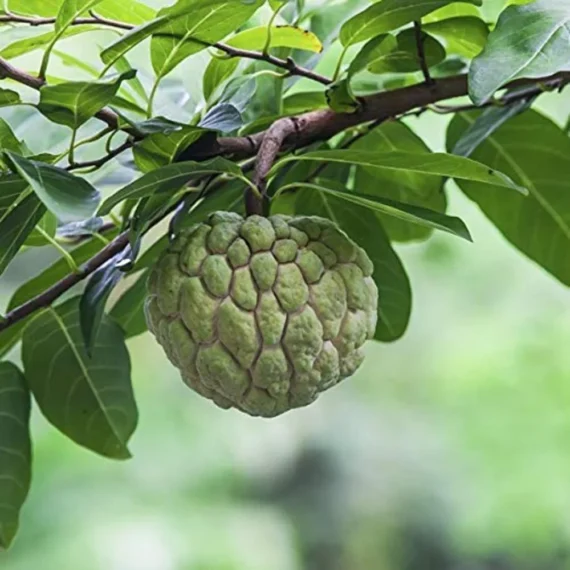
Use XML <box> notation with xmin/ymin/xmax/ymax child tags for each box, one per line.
<box><xmin>145</xmin><ymin>212</ymin><xmax>378</xmax><ymax>417</ymax></box>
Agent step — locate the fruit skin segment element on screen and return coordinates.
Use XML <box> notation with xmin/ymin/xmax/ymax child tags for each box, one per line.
<box><xmin>145</xmin><ymin>211</ymin><xmax>378</xmax><ymax>417</ymax></box>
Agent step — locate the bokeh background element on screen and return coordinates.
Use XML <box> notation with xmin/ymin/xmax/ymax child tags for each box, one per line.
<box><xmin>2</xmin><ymin>0</ymin><xmax>570</xmax><ymax>568</ymax></box>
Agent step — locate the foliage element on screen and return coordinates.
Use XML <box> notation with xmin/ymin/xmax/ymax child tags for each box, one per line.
<box><xmin>0</xmin><ymin>0</ymin><xmax>568</xmax><ymax>549</ymax></box>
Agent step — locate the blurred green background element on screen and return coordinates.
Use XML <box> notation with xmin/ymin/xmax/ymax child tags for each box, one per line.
<box><xmin>2</xmin><ymin>0</ymin><xmax>570</xmax><ymax>568</ymax></box>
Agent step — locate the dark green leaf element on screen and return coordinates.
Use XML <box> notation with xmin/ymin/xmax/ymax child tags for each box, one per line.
<box><xmin>37</xmin><ymin>70</ymin><xmax>136</xmax><ymax>129</ymax></box>
<box><xmin>199</xmin><ymin>103</ymin><xmax>242</xmax><ymax>133</ymax></box>
<box><xmin>283</xmin><ymin>181</ymin><xmax>471</xmax><ymax>241</ymax></box>
<box><xmin>352</xmin><ymin>121</ymin><xmax>446</xmax><ymax>242</ymax></box>
<box><xmin>340</xmin><ymin>0</ymin><xmax>481</xmax><ymax>46</ymax></box>
<box><xmin>0</xmin><ymin>362</ymin><xmax>32</xmax><ymax>550</ymax></box>
<box><xmin>0</xmin><ymin>175</ymin><xmax>28</xmax><ymax>218</ymax></box>
<box><xmin>0</xmin><ymin>120</ymin><xmax>28</xmax><ymax>162</ymax></box>
<box><xmin>80</xmin><ymin>246</ymin><xmax>130</xmax><ymax>354</ymax></box>
<box><xmin>292</xmin><ymin>186</ymin><xmax>411</xmax><ymax>342</ymax></box>
<box><xmin>423</xmin><ymin>16</ymin><xmax>488</xmax><ymax>58</ymax></box>
<box><xmin>110</xmin><ymin>270</ymin><xmax>150</xmax><ymax>338</ymax></box>
<box><xmin>447</xmin><ymin>109</ymin><xmax>570</xmax><ymax>286</ymax></box>
<box><xmin>366</xmin><ymin>29</ymin><xmax>446</xmax><ymax>74</ymax></box>
<box><xmin>276</xmin><ymin>149</ymin><xmax>527</xmax><ymax>194</ymax></box>
<box><xmin>132</xmin><ymin>126</ymin><xmax>206</xmax><ymax>173</ymax></box>
<box><xmin>98</xmin><ymin>157</ymin><xmax>245</xmax><ymax>215</ymax></box>
<box><xmin>4</xmin><ymin>151</ymin><xmax>100</xmax><ymax>223</ymax></box>
<box><xmin>452</xmin><ymin>98</ymin><xmax>533</xmax><ymax>157</ymax></box>
<box><xmin>0</xmin><ymin>193</ymin><xmax>45</xmax><ymax>276</ymax></box>
<box><xmin>25</xmin><ymin>211</ymin><xmax>58</xmax><ymax>247</ymax></box>
<box><xmin>469</xmin><ymin>0</ymin><xmax>570</xmax><ymax>104</ymax></box>
<box><xmin>22</xmin><ymin>297</ymin><xmax>137</xmax><ymax>459</ymax></box>
<box><xmin>150</xmin><ymin>0</ymin><xmax>264</xmax><ymax>79</ymax></box>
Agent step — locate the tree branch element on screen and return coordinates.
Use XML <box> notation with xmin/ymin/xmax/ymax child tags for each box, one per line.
<box><xmin>66</xmin><ymin>139</ymin><xmax>134</xmax><ymax>171</ymax></box>
<box><xmin>413</xmin><ymin>20</ymin><xmax>434</xmax><ymax>86</ymax></box>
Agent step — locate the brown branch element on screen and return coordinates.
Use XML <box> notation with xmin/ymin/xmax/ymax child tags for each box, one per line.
<box><xmin>0</xmin><ymin>11</ymin><xmax>132</xmax><ymax>29</ymax></box>
<box><xmin>0</xmin><ymin>233</ymin><xmax>130</xmax><ymax>332</ymax></box>
<box><xmin>413</xmin><ymin>20</ymin><xmax>434</xmax><ymax>86</ymax></box>
<box><xmin>248</xmin><ymin>117</ymin><xmax>298</xmax><ymax>216</ymax></box>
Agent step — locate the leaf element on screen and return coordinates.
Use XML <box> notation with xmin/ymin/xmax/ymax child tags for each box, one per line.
<box><xmin>352</xmin><ymin>121</ymin><xmax>446</xmax><ymax>242</ymax></box>
<box><xmin>98</xmin><ymin>157</ymin><xmax>244</xmax><ymax>215</ymax></box>
<box><xmin>225</xmin><ymin>25</ymin><xmax>322</xmax><ymax>52</ymax></box>
<box><xmin>0</xmin><ymin>232</ymin><xmax>118</xmax><ymax>359</ymax></box>
<box><xmin>55</xmin><ymin>0</ymin><xmax>104</xmax><ymax>33</ymax></box>
<box><xmin>0</xmin><ymin>193</ymin><xmax>45</xmax><ymax>276</ymax></box>
<box><xmin>0</xmin><ymin>120</ymin><xmax>27</xmax><ymax>162</ymax></box>
<box><xmin>110</xmin><ymin>270</ymin><xmax>150</xmax><ymax>338</ymax></box>
<box><xmin>202</xmin><ymin>57</ymin><xmax>240</xmax><ymax>102</ymax></box>
<box><xmin>25</xmin><ymin>211</ymin><xmax>58</xmax><ymax>247</ymax></box>
<box><xmin>0</xmin><ymin>89</ymin><xmax>21</xmax><ymax>107</ymax></box>
<box><xmin>423</xmin><ymin>16</ymin><xmax>488</xmax><ymax>58</ymax></box>
<box><xmin>4</xmin><ymin>0</ymin><xmax>154</xmax><ymax>24</ymax></box>
<box><xmin>0</xmin><ymin>28</ymin><xmax>97</xmax><ymax>59</ymax></box>
<box><xmin>284</xmin><ymin>182</ymin><xmax>471</xmax><ymax>241</ymax></box>
<box><xmin>291</xmin><ymin>186</ymin><xmax>411</xmax><ymax>342</ymax></box>
<box><xmin>469</xmin><ymin>0</ymin><xmax>570</xmax><ymax>105</ymax></box>
<box><xmin>3</xmin><ymin>151</ymin><xmax>100</xmax><ymax>223</ymax></box>
<box><xmin>132</xmin><ymin>127</ymin><xmax>208</xmax><ymax>173</ymax></box>
<box><xmin>452</xmin><ymin>97</ymin><xmax>533</xmax><ymax>157</ymax></box>
<box><xmin>0</xmin><ymin>362</ymin><xmax>32</xmax><ymax>550</ymax></box>
<box><xmin>199</xmin><ymin>103</ymin><xmax>242</xmax><ymax>133</ymax></box>
<box><xmin>339</xmin><ymin>0</ymin><xmax>481</xmax><ymax>47</ymax></box>
<box><xmin>366</xmin><ymin>29</ymin><xmax>446</xmax><ymax>75</ymax></box>
<box><xmin>80</xmin><ymin>246</ymin><xmax>130</xmax><ymax>354</ymax></box>
<box><xmin>325</xmin><ymin>79</ymin><xmax>359</xmax><ymax>113</ymax></box>
<box><xmin>150</xmin><ymin>0</ymin><xmax>264</xmax><ymax>79</ymax></box>
<box><xmin>275</xmin><ymin>149</ymin><xmax>528</xmax><ymax>194</ymax></box>
<box><xmin>447</xmin><ymin>109</ymin><xmax>570</xmax><ymax>286</ymax></box>
<box><xmin>0</xmin><ymin>175</ymin><xmax>28</xmax><ymax>218</ymax></box>
<box><xmin>22</xmin><ymin>297</ymin><xmax>138</xmax><ymax>459</ymax></box>
<box><xmin>37</xmin><ymin>70</ymin><xmax>136</xmax><ymax>129</ymax></box>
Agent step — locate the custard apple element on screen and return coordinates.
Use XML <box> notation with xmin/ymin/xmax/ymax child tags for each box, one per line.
<box><xmin>145</xmin><ymin>212</ymin><xmax>378</xmax><ymax>417</ymax></box>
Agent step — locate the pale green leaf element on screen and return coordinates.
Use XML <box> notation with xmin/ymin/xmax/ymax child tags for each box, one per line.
<box><xmin>225</xmin><ymin>25</ymin><xmax>322</xmax><ymax>52</ymax></box>
<box><xmin>423</xmin><ymin>16</ymin><xmax>488</xmax><ymax>58</ymax></box>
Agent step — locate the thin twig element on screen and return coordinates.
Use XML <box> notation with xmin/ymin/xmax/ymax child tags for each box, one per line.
<box><xmin>413</xmin><ymin>20</ymin><xmax>434</xmax><ymax>87</ymax></box>
<box><xmin>66</xmin><ymin>139</ymin><xmax>134</xmax><ymax>171</ymax></box>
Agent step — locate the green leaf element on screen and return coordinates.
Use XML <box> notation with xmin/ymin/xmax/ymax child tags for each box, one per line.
<box><xmin>3</xmin><ymin>0</ymin><xmax>154</xmax><ymax>24</ymax></box>
<box><xmin>37</xmin><ymin>70</ymin><xmax>136</xmax><ymax>129</ymax></box>
<box><xmin>291</xmin><ymin>186</ymin><xmax>411</xmax><ymax>342</ymax></box>
<box><xmin>225</xmin><ymin>24</ymin><xmax>322</xmax><ymax>52</ymax></box>
<box><xmin>0</xmin><ymin>175</ymin><xmax>28</xmax><ymax>218</ymax></box>
<box><xmin>0</xmin><ymin>362</ymin><xmax>32</xmax><ymax>550</ymax></box>
<box><xmin>447</xmin><ymin>109</ymin><xmax>570</xmax><ymax>286</ymax></box>
<box><xmin>0</xmin><ymin>232</ymin><xmax>118</xmax><ymax>359</ymax></box>
<box><xmin>352</xmin><ymin>121</ymin><xmax>446</xmax><ymax>242</ymax></box>
<box><xmin>366</xmin><ymin>29</ymin><xmax>445</xmax><ymax>75</ymax></box>
<box><xmin>0</xmin><ymin>28</ymin><xmax>97</xmax><ymax>59</ymax></box>
<box><xmin>150</xmin><ymin>0</ymin><xmax>264</xmax><ymax>79</ymax></box>
<box><xmin>339</xmin><ymin>0</ymin><xmax>481</xmax><ymax>47</ymax></box>
<box><xmin>283</xmin><ymin>181</ymin><xmax>472</xmax><ymax>241</ymax></box>
<box><xmin>132</xmin><ymin>126</ymin><xmax>207</xmax><ymax>173</ymax></box>
<box><xmin>3</xmin><ymin>151</ymin><xmax>100</xmax><ymax>223</ymax></box>
<box><xmin>55</xmin><ymin>0</ymin><xmax>104</xmax><ymax>32</ymax></box>
<box><xmin>0</xmin><ymin>89</ymin><xmax>21</xmax><ymax>107</ymax></box>
<box><xmin>202</xmin><ymin>57</ymin><xmax>239</xmax><ymax>102</ymax></box>
<box><xmin>98</xmin><ymin>157</ymin><xmax>244</xmax><ymax>215</ymax></box>
<box><xmin>282</xmin><ymin>91</ymin><xmax>328</xmax><ymax>114</ymax></box>
<box><xmin>110</xmin><ymin>270</ymin><xmax>149</xmax><ymax>338</ymax></box>
<box><xmin>25</xmin><ymin>211</ymin><xmax>58</xmax><ymax>247</ymax></box>
<box><xmin>0</xmin><ymin>120</ymin><xmax>27</xmax><ymax>161</ymax></box>
<box><xmin>0</xmin><ymin>193</ymin><xmax>45</xmax><ymax>276</ymax></box>
<box><xmin>325</xmin><ymin>79</ymin><xmax>359</xmax><ymax>113</ymax></box>
<box><xmin>22</xmin><ymin>297</ymin><xmax>138</xmax><ymax>459</ymax></box>
<box><xmin>452</xmin><ymin>97</ymin><xmax>532</xmax><ymax>157</ymax></box>
<box><xmin>275</xmin><ymin>149</ymin><xmax>528</xmax><ymax>194</ymax></box>
<box><xmin>469</xmin><ymin>0</ymin><xmax>570</xmax><ymax>105</ymax></box>
<box><xmin>423</xmin><ymin>16</ymin><xmax>488</xmax><ymax>58</ymax></box>
<box><xmin>199</xmin><ymin>103</ymin><xmax>242</xmax><ymax>133</ymax></box>
<box><xmin>80</xmin><ymin>247</ymin><xmax>130</xmax><ymax>354</ymax></box>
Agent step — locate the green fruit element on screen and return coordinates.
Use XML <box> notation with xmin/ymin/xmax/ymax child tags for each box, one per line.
<box><xmin>145</xmin><ymin>212</ymin><xmax>378</xmax><ymax>417</ymax></box>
